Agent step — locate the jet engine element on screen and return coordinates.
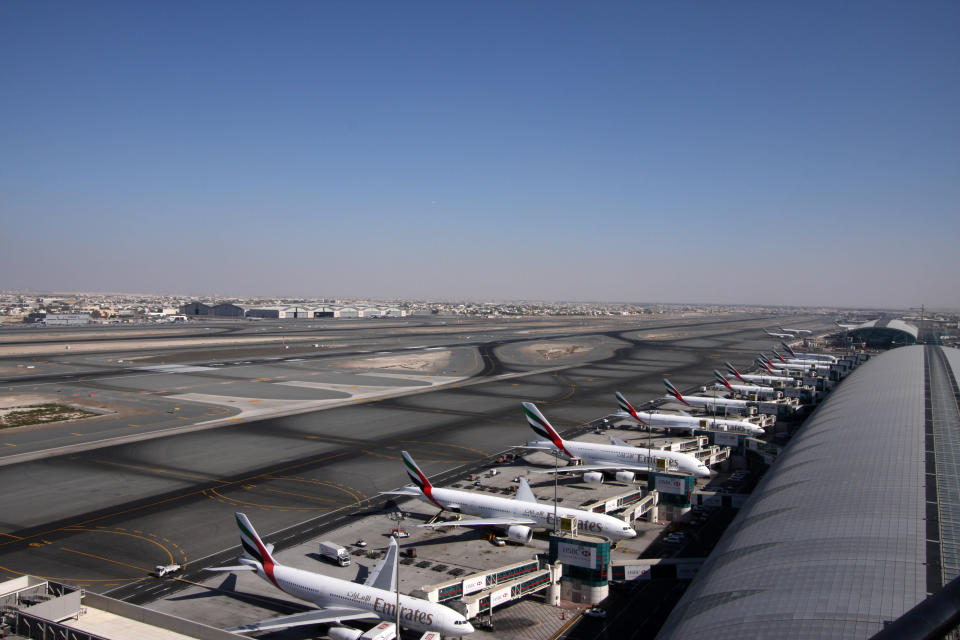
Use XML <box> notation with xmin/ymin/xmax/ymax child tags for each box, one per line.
<box><xmin>505</xmin><ymin>525</ymin><xmax>533</xmax><ymax>544</ymax></box>
<box><xmin>583</xmin><ymin>471</ymin><xmax>604</xmax><ymax>484</ymax></box>
<box><xmin>327</xmin><ymin>626</ymin><xmax>364</xmax><ymax>640</ymax></box>
<box><xmin>615</xmin><ymin>471</ymin><xmax>635</xmax><ymax>483</ymax></box>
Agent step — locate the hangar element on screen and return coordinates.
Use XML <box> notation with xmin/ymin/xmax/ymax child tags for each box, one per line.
<box><xmin>846</xmin><ymin>318</ymin><xmax>919</xmax><ymax>348</ymax></box>
<box><xmin>656</xmin><ymin>345</ymin><xmax>960</xmax><ymax>640</ymax></box>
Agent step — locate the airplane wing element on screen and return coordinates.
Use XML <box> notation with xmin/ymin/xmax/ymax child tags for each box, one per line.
<box><xmin>379</xmin><ymin>486</ymin><xmax>422</xmax><ymax>497</ymax></box>
<box><xmin>418</xmin><ymin>516</ymin><xmax>537</xmax><ymax>529</ymax></box>
<box><xmin>531</xmin><ymin>463</ymin><xmax>651</xmax><ymax>475</ymax></box>
<box><xmin>364</xmin><ymin>536</ymin><xmax>398</xmax><ymax>591</ymax></box>
<box><xmin>227</xmin><ymin>607</ymin><xmax>378</xmax><ymax>633</ymax></box>
<box><xmin>609</xmin><ymin>436</ymin><xmax>630</xmax><ymax>447</ymax></box>
<box><xmin>204</xmin><ymin>565</ymin><xmax>256</xmax><ymax>572</ymax></box>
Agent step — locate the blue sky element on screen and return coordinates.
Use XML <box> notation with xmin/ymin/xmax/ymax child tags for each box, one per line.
<box><xmin>1</xmin><ymin>1</ymin><xmax>957</xmax><ymax>307</ymax></box>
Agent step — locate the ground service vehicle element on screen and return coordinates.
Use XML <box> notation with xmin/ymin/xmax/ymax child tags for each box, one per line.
<box><xmin>318</xmin><ymin>541</ymin><xmax>351</xmax><ymax>567</ymax></box>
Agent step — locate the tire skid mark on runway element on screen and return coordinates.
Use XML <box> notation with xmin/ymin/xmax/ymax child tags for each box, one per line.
<box><xmin>92</xmin><ymin>459</ymin><xmax>220</xmax><ymax>482</ymax></box>
<box><xmin>360</xmin><ymin>449</ymin><xmax>472</xmax><ymax>466</ymax></box>
<box><xmin>398</xmin><ymin>440</ymin><xmax>489</xmax><ymax>457</ymax></box>
<box><xmin>0</xmin><ymin>450</ymin><xmax>353</xmax><ymax>550</ymax></box>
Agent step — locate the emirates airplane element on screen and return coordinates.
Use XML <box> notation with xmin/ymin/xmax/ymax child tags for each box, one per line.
<box><xmin>777</xmin><ymin>325</ymin><xmax>813</xmax><ymax>335</ymax></box>
<box><xmin>713</xmin><ymin>370</ymin><xmax>779</xmax><ymax>399</ymax></box>
<box><xmin>207</xmin><ymin>513</ymin><xmax>473</xmax><ymax>636</ymax></box>
<box><xmin>614</xmin><ymin>391</ymin><xmax>763</xmax><ymax>437</ymax></box>
<box><xmin>387</xmin><ymin>450</ymin><xmax>638</xmax><ymax>543</ymax></box>
<box><xmin>779</xmin><ymin>341</ymin><xmax>837</xmax><ymax>363</ymax></box>
<box><xmin>725</xmin><ymin>361</ymin><xmax>794</xmax><ymax>386</ymax></box>
<box><xmin>763</xmin><ymin>328</ymin><xmax>795</xmax><ymax>339</ymax></box>
<box><xmin>663</xmin><ymin>378</ymin><xmax>753</xmax><ymax>412</ymax></box>
<box><xmin>521</xmin><ymin>400</ymin><xmax>712</xmax><ymax>478</ymax></box>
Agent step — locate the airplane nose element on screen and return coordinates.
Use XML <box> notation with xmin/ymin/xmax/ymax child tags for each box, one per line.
<box><xmin>628</xmin><ymin>528</ymin><xmax>638</xmax><ymax>538</ymax></box>
<box><xmin>462</xmin><ymin>621</ymin><xmax>475</xmax><ymax>633</ymax></box>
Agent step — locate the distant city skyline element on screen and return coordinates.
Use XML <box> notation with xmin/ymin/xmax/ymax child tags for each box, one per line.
<box><xmin>2</xmin><ymin>2</ymin><xmax>957</xmax><ymax>309</ymax></box>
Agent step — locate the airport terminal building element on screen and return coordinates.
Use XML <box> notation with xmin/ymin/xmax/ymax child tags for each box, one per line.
<box><xmin>657</xmin><ymin>345</ymin><xmax>960</xmax><ymax>639</ymax></box>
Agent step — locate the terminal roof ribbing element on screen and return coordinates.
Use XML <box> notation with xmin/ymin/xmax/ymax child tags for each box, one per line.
<box><xmin>656</xmin><ymin>346</ymin><xmax>928</xmax><ymax>640</ymax></box>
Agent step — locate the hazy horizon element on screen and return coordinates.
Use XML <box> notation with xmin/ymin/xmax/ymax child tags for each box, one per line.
<box><xmin>2</xmin><ymin>2</ymin><xmax>957</xmax><ymax>309</ymax></box>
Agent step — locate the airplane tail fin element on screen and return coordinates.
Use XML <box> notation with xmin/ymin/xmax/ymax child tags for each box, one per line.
<box><xmin>663</xmin><ymin>379</ymin><xmax>690</xmax><ymax>406</ymax></box>
<box><xmin>401</xmin><ymin>450</ymin><xmax>433</xmax><ymax>493</ymax></box>
<box><xmin>714</xmin><ymin>370</ymin><xmax>733</xmax><ymax>391</ymax></box>
<box><xmin>725</xmin><ymin>361</ymin><xmax>745</xmax><ymax>382</ymax></box>
<box><xmin>522</xmin><ymin>402</ymin><xmax>575</xmax><ymax>459</ymax></box>
<box><xmin>757</xmin><ymin>357</ymin><xmax>775</xmax><ymax>373</ymax></box>
<box><xmin>401</xmin><ymin>451</ymin><xmax>444</xmax><ymax>509</ymax></box>
<box><xmin>615</xmin><ymin>391</ymin><xmax>646</xmax><ymax>424</ymax></box>
<box><xmin>763</xmin><ymin>328</ymin><xmax>774</xmax><ymax>336</ymax></box>
<box><xmin>780</xmin><ymin>340</ymin><xmax>797</xmax><ymax>358</ymax></box>
<box><xmin>236</xmin><ymin>512</ymin><xmax>278</xmax><ymax>569</ymax></box>
<box><xmin>772</xmin><ymin>348</ymin><xmax>786</xmax><ymax>363</ymax></box>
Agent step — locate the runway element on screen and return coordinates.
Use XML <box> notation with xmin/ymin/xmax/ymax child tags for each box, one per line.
<box><xmin>0</xmin><ymin>313</ymin><xmax>829</xmax><ymax>602</ymax></box>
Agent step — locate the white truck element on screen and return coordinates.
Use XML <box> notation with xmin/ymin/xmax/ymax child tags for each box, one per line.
<box><xmin>153</xmin><ymin>563</ymin><xmax>182</xmax><ymax>577</ymax></box>
<box><xmin>318</xmin><ymin>541</ymin><xmax>351</xmax><ymax>567</ymax></box>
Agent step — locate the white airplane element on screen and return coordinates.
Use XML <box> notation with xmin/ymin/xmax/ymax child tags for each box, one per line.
<box><xmin>763</xmin><ymin>328</ymin><xmax>795</xmax><ymax>339</ymax></box>
<box><xmin>777</xmin><ymin>325</ymin><xmax>812</xmax><ymax>336</ymax></box>
<box><xmin>725</xmin><ymin>361</ymin><xmax>794</xmax><ymax>386</ymax></box>
<box><xmin>388</xmin><ymin>450</ymin><xmax>637</xmax><ymax>543</ymax></box>
<box><xmin>779</xmin><ymin>341</ymin><xmax>837</xmax><ymax>363</ymax></box>
<box><xmin>663</xmin><ymin>378</ymin><xmax>753</xmax><ymax>413</ymax></box>
<box><xmin>713</xmin><ymin>370</ymin><xmax>780</xmax><ymax>399</ymax></box>
<box><xmin>207</xmin><ymin>513</ymin><xmax>473</xmax><ymax>636</ymax></box>
<box><xmin>759</xmin><ymin>354</ymin><xmax>816</xmax><ymax>372</ymax></box>
<box><xmin>521</xmin><ymin>401</ymin><xmax>713</xmax><ymax>479</ymax></box>
<box><xmin>835</xmin><ymin>320</ymin><xmax>861</xmax><ymax>330</ymax></box>
<box><xmin>614</xmin><ymin>392</ymin><xmax>763</xmax><ymax>437</ymax></box>
<box><xmin>771</xmin><ymin>348</ymin><xmax>825</xmax><ymax>368</ymax></box>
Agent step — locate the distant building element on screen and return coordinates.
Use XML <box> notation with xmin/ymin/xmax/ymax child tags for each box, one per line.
<box><xmin>210</xmin><ymin>303</ymin><xmax>245</xmax><ymax>318</ymax></box>
<box><xmin>44</xmin><ymin>313</ymin><xmax>90</xmax><ymax>326</ymax></box>
<box><xmin>179</xmin><ymin>302</ymin><xmax>211</xmax><ymax>316</ymax></box>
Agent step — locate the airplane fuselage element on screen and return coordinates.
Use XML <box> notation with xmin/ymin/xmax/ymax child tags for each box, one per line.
<box><xmin>556</xmin><ymin>438</ymin><xmax>709</xmax><ymax>477</ymax></box>
<box><xmin>422</xmin><ymin>486</ymin><xmax>636</xmax><ymax>539</ymax></box>
<box><xmin>663</xmin><ymin>394</ymin><xmax>751</xmax><ymax>410</ymax></box>
<box><xmin>250</xmin><ymin>563</ymin><xmax>468</xmax><ymax>635</ymax></box>
<box><xmin>621</xmin><ymin>410</ymin><xmax>762</xmax><ymax>436</ymax></box>
<box><xmin>714</xmin><ymin>382</ymin><xmax>778</xmax><ymax>398</ymax></box>
<box><xmin>733</xmin><ymin>373</ymin><xmax>794</xmax><ymax>385</ymax></box>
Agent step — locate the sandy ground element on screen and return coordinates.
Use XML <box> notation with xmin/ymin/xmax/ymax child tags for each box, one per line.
<box><xmin>339</xmin><ymin>350</ymin><xmax>452</xmax><ymax>372</ymax></box>
<box><xmin>0</xmin><ymin>393</ymin><xmax>143</xmax><ymax>434</ymax></box>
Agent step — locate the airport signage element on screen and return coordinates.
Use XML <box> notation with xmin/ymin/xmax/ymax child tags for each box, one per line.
<box><xmin>462</xmin><ymin>575</ymin><xmax>486</xmax><ymax>595</ymax></box>
<box><xmin>655</xmin><ymin>475</ymin><xmax>686</xmax><ymax>496</ymax></box>
<box><xmin>490</xmin><ymin>586</ymin><xmax>512</xmax><ymax>607</ymax></box>
<box><xmin>714</xmin><ymin>432</ymin><xmax>739</xmax><ymax>447</ymax></box>
<box><xmin>623</xmin><ymin>565</ymin><xmax>652</xmax><ymax>581</ymax></box>
<box><xmin>557</xmin><ymin>541</ymin><xmax>597</xmax><ymax>569</ymax></box>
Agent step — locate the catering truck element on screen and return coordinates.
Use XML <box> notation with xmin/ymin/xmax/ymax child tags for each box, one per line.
<box><xmin>318</xmin><ymin>541</ymin><xmax>351</xmax><ymax>566</ymax></box>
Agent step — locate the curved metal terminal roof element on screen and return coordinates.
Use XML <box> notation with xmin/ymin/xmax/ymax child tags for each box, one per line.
<box><xmin>657</xmin><ymin>345</ymin><xmax>929</xmax><ymax>640</ymax></box>
<box><xmin>848</xmin><ymin>319</ymin><xmax>919</xmax><ymax>346</ymax></box>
